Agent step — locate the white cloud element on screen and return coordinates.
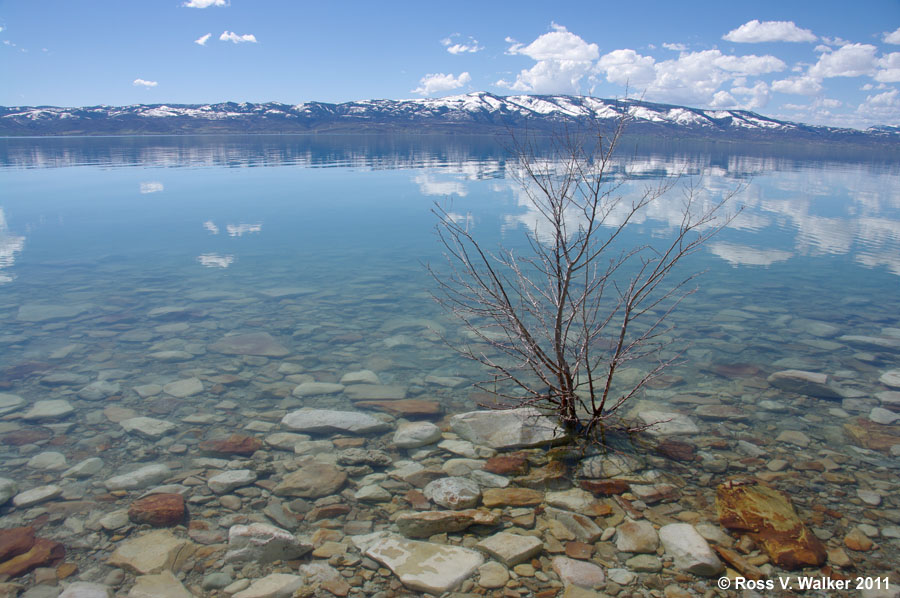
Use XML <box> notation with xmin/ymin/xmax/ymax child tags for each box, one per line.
<box><xmin>723</xmin><ymin>20</ymin><xmax>817</xmax><ymax>43</ymax></box>
<box><xmin>220</xmin><ymin>31</ymin><xmax>257</xmax><ymax>44</ymax></box>
<box><xmin>412</xmin><ymin>72</ymin><xmax>471</xmax><ymax>95</ymax></box>
<box><xmin>133</xmin><ymin>78</ymin><xmax>158</xmax><ymax>88</ymax></box>
<box><xmin>441</xmin><ymin>34</ymin><xmax>483</xmax><ymax>54</ymax></box>
<box><xmin>809</xmin><ymin>43</ymin><xmax>877</xmax><ymax>78</ymax></box>
<box><xmin>771</xmin><ymin>75</ymin><xmax>823</xmax><ymax>95</ymax></box>
<box><xmin>875</xmin><ymin>52</ymin><xmax>900</xmax><ymax>83</ymax></box>
<box><xmin>730</xmin><ymin>81</ymin><xmax>771</xmax><ymax>110</ymax></box>
<box><xmin>500</xmin><ymin>24</ymin><xmax>599</xmax><ymax>93</ymax></box>
<box><xmin>596</xmin><ymin>49</ymin><xmax>656</xmax><ymax>86</ymax></box>
<box><xmin>857</xmin><ymin>88</ymin><xmax>900</xmax><ymax>122</ymax></box>
<box><xmin>662</xmin><ymin>43</ymin><xmax>687</xmax><ymax>52</ymax></box>
<box><xmin>194</xmin><ymin>33</ymin><xmax>211</xmax><ymax>46</ymax></box>
<box><xmin>139</xmin><ymin>182</ymin><xmax>164</xmax><ymax>194</ymax></box>
<box><xmin>821</xmin><ymin>98</ymin><xmax>842</xmax><ymax>108</ymax></box>
<box><xmin>183</xmin><ymin>0</ymin><xmax>227</xmax><ymax>7</ymax></box>
<box><xmin>885</xmin><ymin>27</ymin><xmax>900</xmax><ymax>44</ymax></box>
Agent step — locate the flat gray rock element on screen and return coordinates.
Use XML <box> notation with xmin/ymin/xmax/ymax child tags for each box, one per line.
<box><xmin>163</xmin><ymin>377</ymin><xmax>204</xmax><ymax>398</ymax></box>
<box><xmin>767</xmin><ymin>369</ymin><xmax>843</xmax><ymax>399</ymax></box>
<box><xmin>636</xmin><ymin>410</ymin><xmax>700</xmax><ymax>436</ymax></box>
<box><xmin>120</xmin><ymin>417</ymin><xmax>177</xmax><ymax>439</ymax></box>
<box><xmin>880</xmin><ymin>370</ymin><xmax>900</xmax><ymax>389</ymax></box>
<box><xmin>23</xmin><ymin>399</ymin><xmax>74</xmax><ymax>421</ymax></box>
<box><xmin>475</xmin><ymin>531</ymin><xmax>543</xmax><ymax>566</ymax></box>
<box><xmin>209</xmin><ymin>332</ymin><xmax>290</xmax><ymax>356</ymax></box>
<box><xmin>344</xmin><ymin>384</ymin><xmax>407</xmax><ymax>400</ymax></box>
<box><xmin>393</xmin><ymin>421</ymin><xmax>442</xmax><ymax>449</ymax></box>
<box><xmin>449</xmin><ymin>407</ymin><xmax>564</xmax><ymax>449</ymax></box>
<box><xmin>658</xmin><ymin>523</ymin><xmax>723</xmax><ymax>576</ymax></box>
<box><xmin>13</xmin><ymin>484</ymin><xmax>62</xmax><ymax>507</ymax></box>
<box><xmin>365</xmin><ymin>535</ymin><xmax>484</xmax><ymax>595</ymax></box>
<box><xmin>105</xmin><ymin>463</ymin><xmax>172</xmax><ymax>491</ymax></box>
<box><xmin>292</xmin><ymin>381</ymin><xmax>345</xmax><ymax>396</ymax></box>
<box><xmin>281</xmin><ymin>408</ymin><xmax>390</xmax><ymax>435</ymax></box>
<box><xmin>209</xmin><ymin>469</ymin><xmax>258</xmax><ymax>494</ymax></box>
<box><xmin>17</xmin><ymin>303</ymin><xmax>90</xmax><ymax>322</ymax></box>
<box><xmin>78</xmin><ymin>380</ymin><xmax>120</xmax><ymax>401</ymax></box>
<box><xmin>0</xmin><ymin>477</ymin><xmax>17</xmax><ymax>505</ymax></box>
<box><xmin>424</xmin><ymin>477</ymin><xmax>481</xmax><ymax>510</ymax></box>
<box><xmin>0</xmin><ymin>393</ymin><xmax>24</xmax><ymax>415</ymax></box>
<box><xmin>225</xmin><ymin>522</ymin><xmax>312</xmax><ymax>564</ymax></box>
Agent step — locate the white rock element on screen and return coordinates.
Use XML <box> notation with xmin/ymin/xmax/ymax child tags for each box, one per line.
<box><xmin>340</xmin><ymin>370</ymin><xmax>381</xmax><ymax>385</ymax></box>
<box><xmin>232</xmin><ymin>573</ymin><xmax>304</xmax><ymax>598</ymax></box>
<box><xmin>264</xmin><ymin>432</ymin><xmax>311</xmax><ymax>450</ymax></box>
<box><xmin>449</xmin><ymin>407</ymin><xmax>565</xmax><ymax>449</ymax></box>
<box><xmin>365</xmin><ymin>535</ymin><xmax>484</xmax><ymax>594</ymax></box>
<box><xmin>281</xmin><ymin>408</ymin><xmax>390</xmax><ymax>435</ymax></box>
<box><xmin>128</xmin><ymin>571</ymin><xmax>191</xmax><ymax>598</ymax></box>
<box><xmin>0</xmin><ymin>393</ymin><xmax>25</xmax><ymax>415</ymax></box>
<box><xmin>27</xmin><ymin>451</ymin><xmax>67</xmax><ymax>470</ymax></box>
<box><xmin>23</xmin><ymin>399</ymin><xmax>74</xmax><ymax>420</ymax></box>
<box><xmin>120</xmin><ymin>417</ymin><xmax>176</xmax><ymax>439</ymax></box>
<box><xmin>869</xmin><ymin>407</ymin><xmax>899</xmax><ymax>425</ymax></box>
<box><xmin>163</xmin><ymin>377</ymin><xmax>204</xmax><ymax>398</ymax></box>
<box><xmin>543</xmin><ymin>506</ymin><xmax>603</xmax><ymax>542</ymax></box>
<box><xmin>545</xmin><ymin>488</ymin><xmax>596</xmax><ymax>513</ymax></box>
<box><xmin>105</xmin><ymin>464</ymin><xmax>172</xmax><ymax>491</ymax></box>
<box><xmin>579</xmin><ymin>453</ymin><xmax>643</xmax><ymax>478</ymax></box>
<box><xmin>13</xmin><ymin>484</ymin><xmax>62</xmax><ymax>507</ymax></box>
<box><xmin>149</xmin><ymin>350</ymin><xmax>194</xmax><ymax>362</ymax></box>
<box><xmin>636</xmin><ymin>410</ymin><xmax>699</xmax><ymax>436</ymax></box>
<box><xmin>615</xmin><ymin>518</ymin><xmax>659</xmax><ymax>553</ymax></box>
<box><xmin>424</xmin><ymin>477</ymin><xmax>481</xmax><ymax>510</ymax></box>
<box><xmin>393</xmin><ymin>421</ymin><xmax>442</xmax><ymax>448</ymax></box>
<box><xmin>658</xmin><ymin>523</ymin><xmax>723</xmax><ymax>576</ymax></box>
<box><xmin>469</xmin><ymin>470</ymin><xmax>509</xmax><ymax>488</ymax></box>
<box><xmin>78</xmin><ymin>380</ymin><xmax>120</xmax><ymax>401</ymax></box>
<box><xmin>0</xmin><ymin>477</ymin><xmax>17</xmax><ymax>505</ymax></box>
<box><xmin>208</xmin><ymin>470</ymin><xmax>257</xmax><ymax>494</ymax></box>
<box><xmin>879</xmin><ymin>370</ymin><xmax>900</xmax><ymax>389</ymax></box>
<box><xmin>133</xmin><ymin>384</ymin><xmax>162</xmax><ymax>398</ymax></box>
<box><xmin>476</xmin><ymin>531</ymin><xmax>543</xmax><ymax>566</ymax></box>
<box><xmin>225</xmin><ymin>523</ymin><xmax>312</xmax><ymax>564</ymax></box>
<box><xmin>551</xmin><ymin>556</ymin><xmax>605</xmax><ymax>588</ymax></box>
<box><xmin>767</xmin><ymin>369</ymin><xmax>843</xmax><ymax>399</ymax></box>
<box><xmin>355</xmin><ymin>484</ymin><xmax>392</xmax><ymax>502</ymax></box>
<box><xmin>59</xmin><ymin>582</ymin><xmax>114</xmax><ymax>598</ymax></box>
<box><xmin>291</xmin><ymin>382</ymin><xmax>344</xmax><ymax>396</ymax></box>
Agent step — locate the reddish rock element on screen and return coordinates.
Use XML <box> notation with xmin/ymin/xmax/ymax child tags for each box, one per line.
<box><xmin>716</xmin><ymin>478</ymin><xmax>826</xmax><ymax>570</ymax></box>
<box><xmin>0</xmin><ymin>527</ymin><xmax>35</xmax><ymax>562</ymax></box>
<box><xmin>579</xmin><ymin>479</ymin><xmax>630</xmax><ymax>496</ymax></box>
<box><xmin>843</xmin><ymin>418</ymin><xmax>900</xmax><ymax>452</ymax></box>
<box><xmin>127</xmin><ymin>493</ymin><xmax>186</xmax><ymax>527</ymax></box>
<box><xmin>656</xmin><ymin>439</ymin><xmax>696</xmax><ymax>461</ymax></box>
<box><xmin>482</xmin><ymin>488</ymin><xmax>543</xmax><ymax>508</ymax></box>
<box><xmin>355</xmin><ymin>399</ymin><xmax>442</xmax><ymax>416</ymax></box>
<box><xmin>514</xmin><ymin>461</ymin><xmax>568</xmax><ymax>490</ymax></box>
<box><xmin>306</xmin><ymin>504</ymin><xmax>351</xmax><ymax>522</ymax></box>
<box><xmin>0</xmin><ymin>538</ymin><xmax>65</xmax><ymax>578</ymax></box>
<box><xmin>843</xmin><ymin>529</ymin><xmax>874</xmax><ymax>552</ymax></box>
<box><xmin>484</xmin><ymin>454</ymin><xmax>529</xmax><ymax>476</ymax></box>
<box><xmin>405</xmin><ymin>490</ymin><xmax>430</xmax><ymax>511</ymax></box>
<box><xmin>565</xmin><ymin>541</ymin><xmax>594</xmax><ymax>560</ymax></box>
<box><xmin>198</xmin><ymin>434</ymin><xmax>262</xmax><ymax>455</ymax></box>
<box><xmin>1</xmin><ymin>428</ymin><xmax>52</xmax><ymax>446</ymax></box>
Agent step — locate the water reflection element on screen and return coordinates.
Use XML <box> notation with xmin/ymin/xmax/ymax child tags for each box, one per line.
<box><xmin>0</xmin><ymin>208</ymin><xmax>25</xmax><ymax>283</ymax></box>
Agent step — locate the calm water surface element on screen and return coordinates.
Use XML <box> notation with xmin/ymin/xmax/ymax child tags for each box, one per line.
<box><xmin>0</xmin><ymin>135</ymin><xmax>898</xmax><ymax>592</ymax></box>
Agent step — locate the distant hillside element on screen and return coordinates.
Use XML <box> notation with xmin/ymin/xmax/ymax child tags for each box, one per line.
<box><xmin>2</xmin><ymin>92</ymin><xmax>898</xmax><ymax>146</ymax></box>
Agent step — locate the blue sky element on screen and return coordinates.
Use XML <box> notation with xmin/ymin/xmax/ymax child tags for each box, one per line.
<box><xmin>1</xmin><ymin>0</ymin><xmax>899</xmax><ymax>128</ymax></box>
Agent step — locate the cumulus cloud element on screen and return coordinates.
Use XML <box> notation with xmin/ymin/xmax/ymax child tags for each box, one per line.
<box><xmin>441</xmin><ymin>34</ymin><xmax>483</xmax><ymax>54</ymax></box>
<box><xmin>662</xmin><ymin>43</ymin><xmax>687</xmax><ymax>51</ymax></box>
<box><xmin>809</xmin><ymin>43</ymin><xmax>877</xmax><ymax>78</ymax></box>
<box><xmin>499</xmin><ymin>24</ymin><xmax>599</xmax><ymax>93</ymax></box>
<box><xmin>875</xmin><ymin>52</ymin><xmax>900</xmax><ymax>83</ymax></box>
<box><xmin>412</xmin><ymin>72</ymin><xmax>471</xmax><ymax>95</ymax></box>
<box><xmin>723</xmin><ymin>20</ymin><xmax>817</xmax><ymax>43</ymax></box>
<box><xmin>220</xmin><ymin>31</ymin><xmax>257</xmax><ymax>44</ymax></box>
<box><xmin>596</xmin><ymin>49</ymin><xmax>656</xmax><ymax>86</ymax></box>
<box><xmin>194</xmin><ymin>33</ymin><xmax>211</xmax><ymax>46</ymax></box>
<box><xmin>771</xmin><ymin>75</ymin><xmax>824</xmax><ymax>95</ymax></box>
<box><xmin>140</xmin><ymin>182</ymin><xmax>164</xmax><ymax>193</ymax></box>
<box><xmin>885</xmin><ymin>27</ymin><xmax>900</xmax><ymax>44</ymax></box>
<box><xmin>857</xmin><ymin>88</ymin><xmax>900</xmax><ymax>123</ymax></box>
<box><xmin>183</xmin><ymin>0</ymin><xmax>227</xmax><ymax>7</ymax></box>
<box><xmin>133</xmin><ymin>78</ymin><xmax>158</xmax><ymax>88</ymax></box>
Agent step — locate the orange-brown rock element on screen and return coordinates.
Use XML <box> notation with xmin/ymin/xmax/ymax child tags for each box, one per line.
<box><xmin>482</xmin><ymin>488</ymin><xmax>544</xmax><ymax>508</ymax></box>
<box><xmin>56</xmin><ymin>562</ymin><xmax>78</xmax><ymax>579</ymax></box>
<box><xmin>843</xmin><ymin>528</ymin><xmax>874</xmax><ymax>552</ymax></box>
<box><xmin>0</xmin><ymin>527</ymin><xmax>35</xmax><ymax>562</ymax></box>
<box><xmin>843</xmin><ymin>418</ymin><xmax>900</xmax><ymax>452</ymax></box>
<box><xmin>198</xmin><ymin>434</ymin><xmax>262</xmax><ymax>455</ymax></box>
<box><xmin>716</xmin><ymin>478</ymin><xmax>826</xmax><ymax>570</ymax></box>
<box><xmin>395</xmin><ymin>509</ymin><xmax>499</xmax><ymax>538</ymax></box>
<box><xmin>306</xmin><ymin>504</ymin><xmax>351</xmax><ymax>521</ymax></box>
<box><xmin>514</xmin><ymin>460</ymin><xmax>568</xmax><ymax>490</ymax></box>
<box><xmin>579</xmin><ymin>479</ymin><xmax>630</xmax><ymax>496</ymax></box>
<box><xmin>712</xmin><ymin>545</ymin><xmax>764</xmax><ymax>580</ymax></box>
<box><xmin>128</xmin><ymin>493</ymin><xmax>186</xmax><ymax>527</ymax></box>
<box><xmin>656</xmin><ymin>439</ymin><xmax>696</xmax><ymax>461</ymax></box>
<box><xmin>565</xmin><ymin>541</ymin><xmax>594</xmax><ymax>560</ymax></box>
<box><xmin>0</xmin><ymin>538</ymin><xmax>65</xmax><ymax>578</ymax></box>
<box><xmin>354</xmin><ymin>399</ymin><xmax>442</xmax><ymax>416</ymax></box>
<box><xmin>484</xmin><ymin>454</ymin><xmax>529</xmax><ymax>476</ymax></box>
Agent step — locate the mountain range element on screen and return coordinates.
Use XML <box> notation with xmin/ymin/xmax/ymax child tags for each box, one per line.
<box><xmin>2</xmin><ymin>92</ymin><xmax>898</xmax><ymax>145</ymax></box>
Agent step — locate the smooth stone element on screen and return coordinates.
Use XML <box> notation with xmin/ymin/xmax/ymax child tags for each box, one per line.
<box><xmin>225</xmin><ymin>523</ymin><xmax>312</xmax><ymax>564</ymax></box>
<box><xmin>232</xmin><ymin>574</ymin><xmax>304</xmax><ymax>598</ymax></box>
<box><xmin>27</xmin><ymin>451</ymin><xmax>67</xmax><ymax>471</ymax></box>
<box><xmin>545</xmin><ymin>488</ymin><xmax>596</xmax><ymax>513</ymax></box>
<box><xmin>209</xmin><ymin>332</ymin><xmax>290</xmax><ymax>357</ymax></box>
<box><xmin>354</xmin><ymin>484</ymin><xmax>392</xmax><ymax>502</ymax></box>
<box><xmin>607</xmin><ymin>568</ymin><xmax>635</xmax><ymax>585</ymax></box>
<box><xmin>133</xmin><ymin>384</ymin><xmax>162</xmax><ymax>398</ymax></box>
<box><xmin>107</xmin><ymin>530</ymin><xmax>196</xmax><ymax>575</ymax></box>
<box><xmin>551</xmin><ymin>556</ymin><xmax>605</xmax><ymax>588</ymax></box>
<box><xmin>17</xmin><ymin>303</ymin><xmax>89</xmax><ymax>322</ymax></box>
<box><xmin>208</xmin><ymin>470</ymin><xmax>257</xmax><ymax>494</ymax></box>
<box><xmin>339</xmin><ymin>370</ymin><xmax>380</xmax><ymax>385</ymax></box>
<box><xmin>767</xmin><ymin>369</ymin><xmax>843</xmax><ymax>399</ymax></box>
<box><xmin>120</xmin><ymin>417</ymin><xmax>176</xmax><ymax>439</ymax></box>
<box><xmin>423</xmin><ymin>477</ymin><xmax>481</xmax><ymax>510</ymax></box>
<box><xmin>543</xmin><ymin>507</ymin><xmax>603</xmax><ymax>542</ymax></box>
<box><xmin>13</xmin><ymin>485</ymin><xmax>62</xmax><ymax>508</ymax></box>
<box><xmin>292</xmin><ymin>382</ymin><xmax>344</xmax><ymax>396</ymax></box>
<box><xmin>162</xmin><ymin>378</ymin><xmax>203</xmax><ymax>398</ymax></box>
<box><xmin>477</xmin><ymin>561</ymin><xmax>509</xmax><ymax>589</ymax></box>
<box><xmin>127</xmin><ymin>494</ymin><xmax>186</xmax><ymax>527</ymax></box>
<box><xmin>469</xmin><ymin>469</ymin><xmax>509</xmax><ymax>488</ymax></box>
<box><xmin>636</xmin><ymin>411</ymin><xmax>699</xmax><ymax>436</ymax></box>
<box><xmin>127</xmin><ymin>571</ymin><xmax>191</xmax><ymax>598</ymax></box>
<box><xmin>273</xmin><ymin>462</ymin><xmax>346</xmax><ymax>498</ymax></box>
<box><xmin>365</xmin><ymin>535</ymin><xmax>484</xmax><ymax>595</ymax></box>
<box><xmin>395</xmin><ymin>509</ymin><xmax>499</xmax><ymax>538</ymax></box>
<box><xmin>0</xmin><ymin>478</ymin><xmax>17</xmax><ymax>505</ymax></box>
<box><xmin>615</xmin><ymin>518</ymin><xmax>659</xmax><ymax>553</ymax></box>
<box><xmin>0</xmin><ymin>393</ymin><xmax>25</xmax><ymax>416</ymax></box>
<box><xmin>393</xmin><ymin>421</ymin><xmax>442</xmax><ymax>448</ymax></box>
<box><xmin>39</xmin><ymin>372</ymin><xmax>89</xmax><ymax>386</ymax></box>
<box><xmin>148</xmin><ymin>351</ymin><xmax>194</xmax><ymax>362</ymax></box>
<box><xmin>658</xmin><ymin>523</ymin><xmax>723</xmax><ymax>576</ymax></box>
<box><xmin>104</xmin><ymin>464</ymin><xmax>172</xmax><ymax>491</ymax></box>
<box><xmin>475</xmin><ymin>531</ymin><xmax>543</xmax><ymax>566</ymax></box>
<box><xmin>58</xmin><ymin>582</ymin><xmax>113</xmax><ymax>598</ymax></box>
<box><xmin>870</xmin><ymin>407</ymin><xmax>899</xmax><ymax>425</ymax></box>
<box><xmin>280</xmin><ymin>408</ymin><xmax>389</xmax><ymax>435</ymax></box>
<box><xmin>22</xmin><ymin>400</ymin><xmax>74</xmax><ymax>421</ymax></box>
<box><xmin>201</xmin><ymin>572</ymin><xmax>233</xmax><ymax>590</ymax></box>
<box><xmin>264</xmin><ymin>432</ymin><xmax>310</xmax><ymax>450</ymax></box>
<box><xmin>579</xmin><ymin>453</ymin><xmax>643</xmax><ymax>478</ymax></box>
<box><xmin>343</xmin><ymin>384</ymin><xmax>407</xmax><ymax>400</ymax></box>
<box><xmin>775</xmin><ymin>430</ymin><xmax>810</xmax><ymax>447</ymax></box>
<box><xmin>100</xmin><ymin>510</ymin><xmax>131</xmax><ymax>531</ymax></box>
<box><xmin>481</xmin><ymin>487</ymin><xmax>543</xmax><ymax>508</ymax></box>
<box><xmin>449</xmin><ymin>407</ymin><xmax>565</xmax><ymax>449</ymax></box>
<box><xmin>78</xmin><ymin>380</ymin><xmax>120</xmax><ymax>401</ymax></box>
<box><xmin>626</xmin><ymin>553</ymin><xmax>662</xmax><ymax>572</ymax></box>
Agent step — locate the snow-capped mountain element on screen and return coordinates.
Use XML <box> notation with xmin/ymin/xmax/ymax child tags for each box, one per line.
<box><xmin>0</xmin><ymin>92</ymin><xmax>896</xmax><ymax>144</ymax></box>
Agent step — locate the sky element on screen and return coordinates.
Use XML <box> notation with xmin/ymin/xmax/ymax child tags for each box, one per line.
<box><xmin>1</xmin><ymin>0</ymin><xmax>899</xmax><ymax>129</ymax></box>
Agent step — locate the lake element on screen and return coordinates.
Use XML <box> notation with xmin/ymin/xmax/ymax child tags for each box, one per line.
<box><xmin>0</xmin><ymin>135</ymin><xmax>898</xmax><ymax>595</ymax></box>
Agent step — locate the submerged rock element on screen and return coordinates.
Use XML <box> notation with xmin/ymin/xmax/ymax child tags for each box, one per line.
<box><xmin>365</xmin><ymin>535</ymin><xmax>484</xmax><ymax>594</ymax></box>
<box><xmin>107</xmin><ymin>529</ymin><xmax>196</xmax><ymax>575</ymax></box>
<box><xmin>767</xmin><ymin>369</ymin><xmax>843</xmax><ymax>399</ymax></box>
<box><xmin>22</xmin><ymin>399</ymin><xmax>74</xmax><ymax>421</ymax></box>
<box><xmin>475</xmin><ymin>531</ymin><xmax>542</xmax><ymax>566</ymax></box>
<box><xmin>209</xmin><ymin>332</ymin><xmax>290</xmax><ymax>356</ymax></box>
<box><xmin>280</xmin><ymin>408</ymin><xmax>390</xmax><ymax>435</ymax></box>
<box><xmin>716</xmin><ymin>478</ymin><xmax>826</xmax><ymax>569</ymax></box>
<box><xmin>225</xmin><ymin>523</ymin><xmax>312</xmax><ymax>564</ymax></box>
<box><xmin>449</xmin><ymin>407</ymin><xmax>564</xmax><ymax>449</ymax></box>
<box><xmin>424</xmin><ymin>477</ymin><xmax>481</xmax><ymax>510</ymax></box>
<box><xmin>0</xmin><ymin>393</ymin><xmax>25</xmax><ymax>416</ymax></box>
<box><xmin>395</xmin><ymin>509</ymin><xmax>499</xmax><ymax>538</ymax></box>
<box><xmin>658</xmin><ymin>523</ymin><xmax>723</xmax><ymax>576</ymax></box>
<box><xmin>104</xmin><ymin>464</ymin><xmax>172</xmax><ymax>491</ymax></box>
<box><xmin>273</xmin><ymin>462</ymin><xmax>346</xmax><ymax>498</ymax></box>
